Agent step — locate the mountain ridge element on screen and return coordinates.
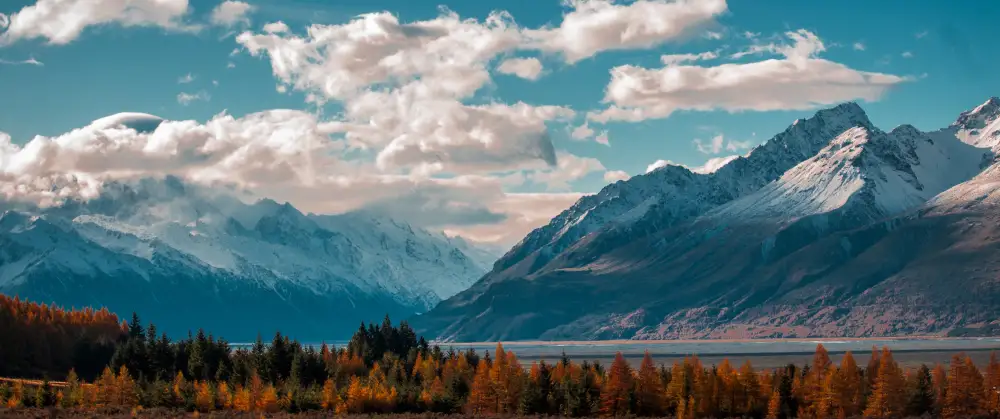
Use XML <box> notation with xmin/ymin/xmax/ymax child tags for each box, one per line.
<box><xmin>0</xmin><ymin>177</ymin><xmax>498</xmax><ymax>340</ymax></box>
<box><xmin>414</xmin><ymin>97</ymin><xmax>1000</xmax><ymax>342</ymax></box>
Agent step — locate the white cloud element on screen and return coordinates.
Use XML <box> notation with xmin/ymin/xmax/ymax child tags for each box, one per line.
<box><xmin>0</xmin><ymin>112</ymin><xmax>586</xmax><ymax>245</ymax></box>
<box><xmin>227</xmin><ymin>62</ymin><xmax>236</xmax><ymax>69</ymax></box>
<box><xmin>692</xmin><ymin>155</ymin><xmax>738</xmax><ymax>174</ymax></box>
<box><xmin>0</xmin><ymin>0</ymin><xmax>194</xmax><ymax>45</ymax></box>
<box><xmin>212</xmin><ymin>80</ymin><xmax>219</xmax><ymax>87</ymax></box>
<box><xmin>646</xmin><ymin>159</ymin><xmax>673</xmax><ymax>173</ymax></box>
<box><xmin>853</xmin><ymin>42</ymin><xmax>865</xmax><ymax>51</ymax></box>
<box><xmin>210</xmin><ymin>1</ymin><xmax>254</xmax><ymax>28</ymax></box>
<box><xmin>262</xmin><ymin>21</ymin><xmax>289</xmax><ymax>34</ymax></box>
<box><xmin>237</xmin><ymin>9</ymin><xmax>579</xmax><ymax>175</ymax></box>
<box><xmin>604</xmin><ymin>170</ymin><xmax>629</xmax><ymax>182</ymax></box>
<box><xmin>443</xmin><ymin>192</ymin><xmax>584</xmax><ymax>244</ymax></box>
<box><xmin>0</xmin><ymin>57</ymin><xmax>43</xmax><ymax>66</ymax></box>
<box><xmin>526</xmin><ymin>152</ymin><xmax>605</xmax><ymax>191</ymax></box>
<box><xmin>570</xmin><ymin>122</ymin><xmax>594</xmax><ymax>140</ymax></box>
<box><xmin>177</xmin><ymin>73</ymin><xmax>195</xmax><ymax>84</ymax></box>
<box><xmin>496</xmin><ymin>57</ymin><xmax>544</xmax><ymax>80</ymax></box>
<box><xmin>660</xmin><ymin>50</ymin><xmax>719</xmax><ymax>65</ymax></box>
<box><xmin>726</xmin><ymin>139</ymin><xmax>753</xmax><ymax>151</ymax></box>
<box><xmin>595</xmin><ymin>131</ymin><xmax>610</xmax><ymax>146</ymax></box>
<box><xmin>645</xmin><ymin>155</ymin><xmax>738</xmax><ymax>174</ymax></box>
<box><xmin>370</xmin><ymin>101</ymin><xmax>575</xmax><ymax>174</ymax></box>
<box><xmin>524</xmin><ymin>0</ymin><xmax>727</xmax><ymax>63</ymax></box>
<box><xmin>590</xmin><ymin>29</ymin><xmax>911</xmax><ymax>123</ymax></box>
<box><xmin>176</xmin><ymin>91</ymin><xmax>210</xmax><ymax>105</ymax></box>
<box><xmin>915</xmin><ymin>30</ymin><xmax>928</xmax><ymax>39</ymax></box>
<box><xmin>901</xmin><ymin>51</ymin><xmax>913</xmax><ymax>58</ymax></box>
<box><xmin>694</xmin><ymin>134</ymin><xmax>753</xmax><ymax>154</ymax></box>
<box><xmin>694</xmin><ymin>134</ymin><xmax>724</xmax><ymax>154</ymax></box>
<box><xmin>0</xmin><ymin>14</ymin><xmax>9</xmax><ymax>29</ymax></box>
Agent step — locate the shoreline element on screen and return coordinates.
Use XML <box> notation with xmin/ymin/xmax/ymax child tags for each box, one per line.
<box><xmin>431</xmin><ymin>335</ymin><xmax>977</xmax><ymax>346</ymax></box>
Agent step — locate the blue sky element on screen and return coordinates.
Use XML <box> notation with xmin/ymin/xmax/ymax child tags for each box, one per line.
<box><xmin>1</xmin><ymin>0</ymin><xmax>998</xmax><ymax>244</ymax></box>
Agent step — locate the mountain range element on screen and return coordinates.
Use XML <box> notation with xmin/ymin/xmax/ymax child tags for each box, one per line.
<box><xmin>0</xmin><ymin>177</ymin><xmax>497</xmax><ymax>340</ymax></box>
<box><xmin>413</xmin><ymin>97</ymin><xmax>1000</xmax><ymax>341</ymax></box>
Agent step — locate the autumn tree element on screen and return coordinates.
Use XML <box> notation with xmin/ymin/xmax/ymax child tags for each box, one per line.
<box><xmin>466</xmin><ymin>358</ymin><xmax>494</xmax><ymax>415</ymax></box>
<box><xmin>863</xmin><ymin>347</ymin><xmax>906</xmax><ymax>418</ymax></box>
<box><xmin>943</xmin><ymin>354</ymin><xmax>985</xmax><ymax>418</ymax></box>
<box><xmin>600</xmin><ymin>352</ymin><xmax>633</xmax><ymax>417</ymax></box>
<box><xmin>634</xmin><ymin>351</ymin><xmax>665</xmax><ymax>416</ymax></box>
<box><xmin>985</xmin><ymin>352</ymin><xmax>1000</xmax><ymax>416</ymax></box>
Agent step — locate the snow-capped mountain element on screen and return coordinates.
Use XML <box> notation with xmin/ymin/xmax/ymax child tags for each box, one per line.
<box><xmin>415</xmin><ymin>98</ymin><xmax>1000</xmax><ymax>341</ymax></box>
<box><xmin>490</xmin><ymin>103</ymin><xmax>875</xmax><ymax>278</ymax></box>
<box><xmin>0</xmin><ymin>177</ymin><xmax>497</xmax><ymax>340</ymax></box>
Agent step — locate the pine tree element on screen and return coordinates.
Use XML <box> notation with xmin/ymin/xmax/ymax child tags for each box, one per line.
<box><xmin>907</xmin><ymin>364</ymin><xmax>933</xmax><ymax>416</ymax></box>
<box><xmin>932</xmin><ymin>363</ymin><xmax>948</xmax><ymax>415</ymax></box>
<box><xmin>635</xmin><ymin>351</ymin><xmax>665</xmax><ymax>416</ymax></box>
<box><xmin>766</xmin><ymin>389</ymin><xmax>781</xmax><ymax>419</ymax></box>
<box><xmin>321</xmin><ymin>378</ymin><xmax>338</xmax><ymax>410</ymax></box>
<box><xmin>863</xmin><ymin>347</ymin><xmax>906</xmax><ymax>418</ymax></box>
<box><xmin>467</xmin><ymin>358</ymin><xmax>493</xmax><ymax>414</ymax></box>
<box><xmin>804</xmin><ymin>344</ymin><xmax>833</xmax><ymax>418</ymax></box>
<box><xmin>259</xmin><ymin>384</ymin><xmax>280</xmax><ymax>413</ymax></box>
<box><xmin>215</xmin><ymin>381</ymin><xmax>232</xmax><ymax>410</ymax></box>
<box><xmin>986</xmin><ymin>352</ymin><xmax>1000</xmax><ymax>416</ymax></box>
<box><xmin>943</xmin><ymin>354</ymin><xmax>985</xmax><ymax>418</ymax></box>
<box><xmin>832</xmin><ymin>350</ymin><xmax>862</xmax><ymax>418</ymax></box>
<box><xmin>600</xmin><ymin>352</ymin><xmax>633</xmax><ymax>417</ymax></box>
<box><xmin>195</xmin><ymin>381</ymin><xmax>214</xmax><ymax>412</ymax></box>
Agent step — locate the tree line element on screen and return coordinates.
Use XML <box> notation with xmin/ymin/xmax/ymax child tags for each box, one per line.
<box><xmin>2</xmin><ymin>295</ymin><xmax>1000</xmax><ymax>417</ymax></box>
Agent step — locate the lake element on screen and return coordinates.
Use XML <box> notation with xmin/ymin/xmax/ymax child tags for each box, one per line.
<box><xmin>235</xmin><ymin>337</ymin><xmax>1000</xmax><ymax>369</ymax></box>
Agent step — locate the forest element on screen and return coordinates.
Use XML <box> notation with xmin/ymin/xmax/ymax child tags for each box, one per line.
<box><xmin>1</xmin><ymin>295</ymin><xmax>999</xmax><ymax>418</ymax></box>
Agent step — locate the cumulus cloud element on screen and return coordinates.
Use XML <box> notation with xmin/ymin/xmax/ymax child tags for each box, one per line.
<box><xmin>0</xmin><ymin>111</ymin><xmax>592</xmax><ymax>244</ymax></box>
<box><xmin>853</xmin><ymin>42</ymin><xmax>865</xmax><ymax>51</ymax></box>
<box><xmin>178</xmin><ymin>73</ymin><xmax>195</xmax><ymax>84</ymax></box>
<box><xmin>525</xmin><ymin>0</ymin><xmax>728</xmax><ymax>63</ymax></box>
<box><xmin>692</xmin><ymin>155</ymin><xmax>738</xmax><ymax>173</ymax></box>
<box><xmin>442</xmin><ymin>192</ymin><xmax>584</xmax><ymax>244</ymax></box>
<box><xmin>210</xmin><ymin>0</ymin><xmax>254</xmax><ymax>28</ymax></box>
<box><xmin>496</xmin><ymin>57</ymin><xmax>544</xmax><ymax>80</ymax></box>
<box><xmin>604</xmin><ymin>170</ymin><xmax>629</xmax><ymax>182</ymax></box>
<box><xmin>590</xmin><ymin>29</ymin><xmax>911</xmax><ymax>123</ymax></box>
<box><xmin>0</xmin><ymin>0</ymin><xmax>194</xmax><ymax>45</ymax></box>
<box><xmin>526</xmin><ymin>152</ymin><xmax>606</xmax><ymax>191</ymax></box>
<box><xmin>645</xmin><ymin>155</ymin><xmax>738</xmax><ymax>174</ymax></box>
<box><xmin>177</xmin><ymin>91</ymin><xmax>210</xmax><ymax>105</ymax></box>
<box><xmin>236</xmin><ymin>9</ymin><xmax>579</xmax><ymax>176</ymax></box>
<box><xmin>693</xmin><ymin>134</ymin><xmax>753</xmax><ymax>154</ymax></box>
<box><xmin>262</xmin><ymin>21</ymin><xmax>289</xmax><ymax>34</ymax></box>
<box><xmin>371</xmin><ymin>101</ymin><xmax>575</xmax><ymax>174</ymax></box>
<box><xmin>595</xmin><ymin>131</ymin><xmax>610</xmax><ymax>146</ymax></box>
<box><xmin>901</xmin><ymin>51</ymin><xmax>913</xmax><ymax>58</ymax></box>
<box><xmin>570</xmin><ymin>122</ymin><xmax>594</xmax><ymax>140</ymax></box>
<box><xmin>646</xmin><ymin>159</ymin><xmax>672</xmax><ymax>173</ymax></box>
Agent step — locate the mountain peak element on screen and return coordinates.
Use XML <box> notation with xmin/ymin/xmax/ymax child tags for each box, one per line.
<box><xmin>814</xmin><ymin>101</ymin><xmax>868</xmax><ymax>123</ymax></box>
<box><xmin>954</xmin><ymin>97</ymin><xmax>1000</xmax><ymax>128</ymax></box>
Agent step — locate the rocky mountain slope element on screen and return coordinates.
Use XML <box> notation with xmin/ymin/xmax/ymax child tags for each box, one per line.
<box><xmin>414</xmin><ymin>97</ymin><xmax>1000</xmax><ymax>341</ymax></box>
<box><xmin>0</xmin><ymin>177</ymin><xmax>496</xmax><ymax>340</ymax></box>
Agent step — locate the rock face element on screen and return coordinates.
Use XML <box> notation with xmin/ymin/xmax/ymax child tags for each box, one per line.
<box><xmin>0</xmin><ymin>178</ymin><xmax>498</xmax><ymax>341</ymax></box>
<box><xmin>414</xmin><ymin>98</ymin><xmax>1000</xmax><ymax>341</ymax></box>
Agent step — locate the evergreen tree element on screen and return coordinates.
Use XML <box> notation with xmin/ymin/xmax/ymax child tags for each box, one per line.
<box><xmin>908</xmin><ymin>364</ymin><xmax>934</xmax><ymax>416</ymax></box>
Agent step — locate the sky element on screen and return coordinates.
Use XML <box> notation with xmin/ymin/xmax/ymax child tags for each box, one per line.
<box><xmin>0</xmin><ymin>0</ymin><xmax>998</xmax><ymax>245</ymax></box>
